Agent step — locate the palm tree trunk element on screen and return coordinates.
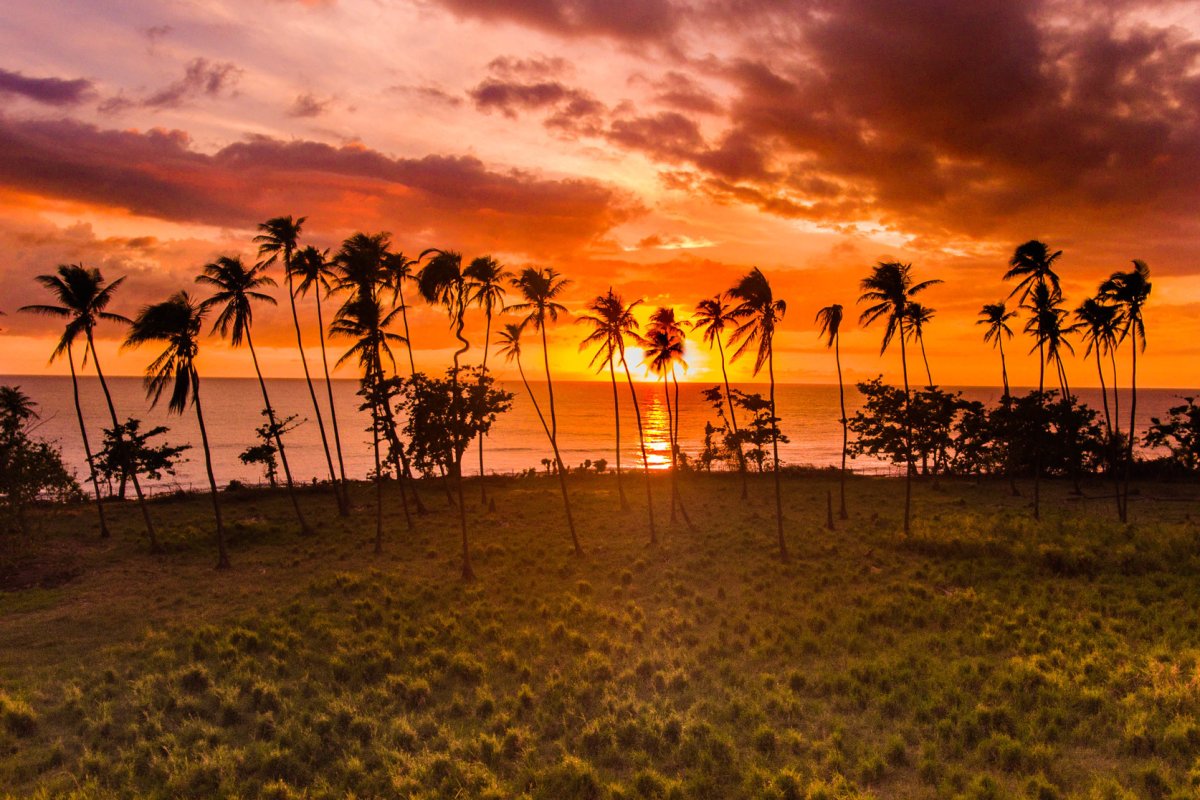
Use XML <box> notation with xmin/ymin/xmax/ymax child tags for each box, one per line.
<box><xmin>835</xmin><ymin>334</ymin><xmax>848</xmax><ymax>519</ymax></box>
<box><xmin>372</xmin><ymin>354</ymin><xmax>413</xmax><ymax>531</ymax></box>
<box><xmin>68</xmin><ymin>343</ymin><xmax>109</xmax><ymax>537</ymax></box>
<box><xmin>999</xmin><ymin>336</ymin><xmax>1010</xmax><ymax>398</ymax></box>
<box><xmin>246</xmin><ymin>330</ymin><xmax>313</xmax><ymax>535</ymax></box>
<box><xmin>398</xmin><ymin>287</ymin><xmax>417</xmax><ymax>376</ymax></box>
<box><xmin>671</xmin><ymin>369</ymin><xmax>694</xmax><ymax>531</ymax></box>
<box><xmin>191</xmin><ymin>371</ymin><xmax>230</xmax><ymax>569</ymax></box>
<box><xmin>369</xmin><ymin>390</ymin><xmax>384</xmax><ymax>554</ymax></box>
<box><xmin>87</xmin><ymin>332</ymin><xmax>159</xmax><ymax>552</ymax></box>
<box><xmin>716</xmin><ymin>337</ymin><xmax>749</xmax><ymax>500</ymax></box>
<box><xmin>618</xmin><ymin>347</ymin><xmax>656</xmax><ymax>544</ymax></box>
<box><xmin>919</xmin><ymin>336</ymin><xmax>934</xmax><ymax>387</ymax></box>
<box><xmin>314</xmin><ymin>290</ymin><xmax>350</xmax><ymax>516</ymax></box>
<box><xmin>477</xmin><ymin>310</ymin><xmax>492</xmax><ymax>506</ymax></box>
<box><xmin>663</xmin><ymin>375</ymin><xmax>677</xmax><ymax>524</ymax></box>
<box><xmin>1094</xmin><ymin>349</ymin><xmax>1112</xmax><ymax>437</ymax></box>
<box><xmin>607</xmin><ymin>357</ymin><xmax>630</xmax><ymax>510</ymax></box>
<box><xmin>1034</xmin><ymin>340</ymin><xmax>1045</xmax><ymax>521</ymax></box>
<box><xmin>451</xmin><ymin>306</ymin><xmax>476</xmax><ymax>575</ymax></box>
<box><xmin>285</xmin><ymin>268</ymin><xmax>342</xmax><ymax>512</ymax></box>
<box><xmin>539</xmin><ymin>323</ymin><xmax>581</xmax><ymax>555</ymax></box>
<box><xmin>898</xmin><ymin>317</ymin><xmax>913</xmax><ymax>536</ymax></box>
<box><xmin>1122</xmin><ymin>342</ymin><xmax>1138</xmax><ymax>522</ymax></box>
<box><xmin>768</xmin><ymin>344</ymin><xmax>786</xmax><ymax>560</ymax></box>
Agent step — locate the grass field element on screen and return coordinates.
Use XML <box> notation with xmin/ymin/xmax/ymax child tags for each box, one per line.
<box><xmin>1</xmin><ymin>472</ymin><xmax>1199</xmax><ymax>799</ymax></box>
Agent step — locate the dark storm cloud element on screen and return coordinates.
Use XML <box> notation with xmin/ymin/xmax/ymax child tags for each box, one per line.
<box><xmin>0</xmin><ymin>68</ymin><xmax>93</xmax><ymax>105</ymax></box>
<box><xmin>433</xmin><ymin>0</ymin><xmax>681</xmax><ymax>41</ymax></box>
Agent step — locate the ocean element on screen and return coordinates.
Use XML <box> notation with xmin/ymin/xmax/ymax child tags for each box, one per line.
<box><xmin>2</xmin><ymin>375</ymin><xmax>1192</xmax><ymax>492</ymax></box>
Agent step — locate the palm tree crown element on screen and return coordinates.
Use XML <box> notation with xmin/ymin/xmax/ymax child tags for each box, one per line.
<box><xmin>464</xmin><ymin>256</ymin><xmax>513</xmax><ymax>318</ymax></box>
<box><xmin>123</xmin><ymin>292</ymin><xmax>207</xmax><ymax>414</ymax></box>
<box><xmin>815</xmin><ymin>303</ymin><xmax>843</xmax><ymax>348</ymax></box>
<box><xmin>196</xmin><ymin>256</ymin><xmax>277</xmax><ymax>346</ymax></box>
<box><xmin>1004</xmin><ymin>239</ymin><xmax>1062</xmax><ymax>302</ymax></box>
<box><xmin>692</xmin><ymin>295</ymin><xmax>736</xmax><ymax>348</ymax></box>
<box><xmin>254</xmin><ymin>216</ymin><xmax>306</xmax><ymax>268</ymax></box>
<box><xmin>577</xmin><ymin>289</ymin><xmax>640</xmax><ymax>370</ymax></box>
<box><xmin>858</xmin><ymin>261</ymin><xmax>940</xmax><ymax>354</ymax></box>
<box><xmin>1099</xmin><ymin>260</ymin><xmax>1152</xmax><ymax>350</ymax></box>
<box><xmin>977</xmin><ymin>301</ymin><xmax>1017</xmax><ymax>345</ymax></box>
<box><xmin>21</xmin><ymin>264</ymin><xmax>130</xmax><ymax>359</ymax></box>
<box><xmin>292</xmin><ymin>246</ymin><xmax>335</xmax><ymax>300</ymax></box>
<box><xmin>508</xmin><ymin>267</ymin><xmax>570</xmax><ymax>329</ymax></box>
<box><xmin>1072</xmin><ymin>298</ymin><xmax>1122</xmax><ymax>358</ymax></box>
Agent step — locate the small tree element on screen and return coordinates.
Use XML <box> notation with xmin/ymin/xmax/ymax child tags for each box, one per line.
<box><xmin>728</xmin><ymin>389</ymin><xmax>789</xmax><ymax>473</ymax></box>
<box><xmin>95</xmin><ymin>418</ymin><xmax>190</xmax><ymax>498</ymax></box>
<box><xmin>0</xmin><ymin>386</ymin><xmax>79</xmax><ymax>534</ymax></box>
<box><xmin>238</xmin><ymin>412</ymin><xmax>302</xmax><ymax>487</ymax></box>
<box><xmin>1144</xmin><ymin>397</ymin><xmax>1200</xmax><ymax>475</ymax></box>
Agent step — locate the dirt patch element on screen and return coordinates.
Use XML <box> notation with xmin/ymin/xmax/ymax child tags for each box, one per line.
<box><xmin>0</xmin><ymin>541</ymin><xmax>84</xmax><ymax>592</ymax></box>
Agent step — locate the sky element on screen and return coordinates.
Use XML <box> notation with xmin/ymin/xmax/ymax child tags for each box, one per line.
<box><xmin>1</xmin><ymin>0</ymin><xmax>1199</xmax><ymax>388</ymax></box>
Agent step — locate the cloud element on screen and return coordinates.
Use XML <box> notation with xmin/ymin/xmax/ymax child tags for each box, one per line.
<box><xmin>0</xmin><ymin>68</ymin><xmax>93</xmax><ymax>106</ymax></box>
<box><xmin>0</xmin><ymin>116</ymin><xmax>641</xmax><ymax>257</ymax></box>
<box><xmin>100</xmin><ymin>57</ymin><xmax>242</xmax><ymax>113</ymax></box>
<box><xmin>468</xmin><ymin>56</ymin><xmax>606</xmax><ymax>135</ymax></box>
<box><xmin>287</xmin><ymin>91</ymin><xmax>331</xmax><ymax>118</ymax></box>
<box><xmin>432</xmin><ymin>0</ymin><xmax>681</xmax><ymax>41</ymax></box>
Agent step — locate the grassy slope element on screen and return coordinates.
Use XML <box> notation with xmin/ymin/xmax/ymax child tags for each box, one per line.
<box><xmin>1</xmin><ymin>473</ymin><xmax>1199</xmax><ymax>799</ymax></box>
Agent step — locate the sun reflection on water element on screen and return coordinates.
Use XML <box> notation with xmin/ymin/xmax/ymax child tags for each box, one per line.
<box><xmin>641</xmin><ymin>392</ymin><xmax>673</xmax><ymax>470</ymax></box>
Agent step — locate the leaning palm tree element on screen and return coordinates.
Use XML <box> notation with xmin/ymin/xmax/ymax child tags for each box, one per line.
<box><xmin>692</xmin><ymin>294</ymin><xmax>749</xmax><ymax>499</ymax></box>
<box><xmin>815</xmin><ymin>303</ymin><xmax>849</xmax><ymax>520</ymax></box>
<box><xmin>124</xmin><ymin>292</ymin><xmax>228</xmax><ymax>568</ymax></box>
<box><xmin>197</xmin><ymin>255</ymin><xmax>313</xmax><ymax>536</ymax></box>
<box><xmin>255</xmin><ymin>216</ymin><xmax>344</xmax><ymax>513</ymax></box>
<box><xmin>728</xmin><ymin>267</ymin><xmax>789</xmax><ymax>559</ymax></box>
<box><xmin>977</xmin><ymin>301</ymin><xmax>1018</xmax><ymax>398</ymax></box>
<box><xmin>577</xmin><ymin>290</ymin><xmax>635</xmax><ymax>511</ymax></box>
<box><xmin>293</xmin><ymin>245</ymin><xmax>350</xmax><ymax>507</ymax></box>
<box><xmin>329</xmin><ymin>293</ymin><xmax>411</xmax><ymax>551</ymax></box>
<box><xmin>507</xmin><ymin>267</ymin><xmax>582</xmax><ymax>555</ymax></box>
<box><xmin>905</xmin><ymin>303</ymin><xmax>936</xmax><ymax>387</ymax></box>
<box><xmin>858</xmin><ymin>261</ymin><xmax>941</xmax><ymax>536</ymax></box>
<box><xmin>21</xmin><ymin>264</ymin><xmax>159</xmax><ymax>551</ymax></box>
<box><xmin>464</xmin><ymin>255</ymin><xmax>513</xmax><ymax>505</ymax></box>
<box><xmin>1100</xmin><ymin>260</ymin><xmax>1151</xmax><ymax>522</ymax></box>
<box><xmin>21</xmin><ymin>278</ymin><xmax>110</xmax><ymax>537</ymax></box>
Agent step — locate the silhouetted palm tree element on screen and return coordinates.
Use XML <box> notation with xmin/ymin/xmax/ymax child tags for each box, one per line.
<box><xmin>728</xmin><ymin>267</ymin><xmax>789</xmax><ymax>558</ymax></box>
<box><xmin>256</xmin><ymin>216</ymin><xmax>345</xmax><ymax>514</ymax></box>
<box><xmin>1073</xmin><ymin>298</ymin><xmax>1122</xmax><ymax>437</ymax></box>
<box><xmin>977</xmin><ymin>301</ymin><xmax>1017</xmax><ymax>398</ymax></box>
<box><xmin>22</xmin><ymin>265</ymin><xmax>159</xmax><ymax>550</ymax></box>
<box><xmin>905</xmin><ymin>303</ymin><xmax>936</xmax><ymax>387</ymax></box>
<box><xmin>1005</xmin><ymin>240</ymin><xmax>1063</xmax><ymax>304</ymax></box>
<box><xmin>464</xmin><ymin>255</ymin><xmax>512</xmax><ymax>505</ymax></box>
<box><xmin>577</xmin><ymin>291</ymin><xmax>633</xmax><ymax>511</ymax></box>
<box><xmin>644</xmin><ymin>307</ymin><xmax>695</xmax><ymax>530</ymax></box>
<box><xmin>417</xmin><ymin>249</ymin><xmax>478</xmax><ymax>577</ymax></box>
<box><xmin>858</xmin><ymin>261</ymin><xmax>940</xmax><ymax>536</ymax></box>
<box><xmin>1025</xmin><ymin>285</ymin><xmax>1074</xmax><ymax>401</ymax></box>
<box><xmin>693</xmin><ymin>294</ymin><xmax>749</xmax><ymax>499</ymax></box>
<box><xmin>382</xmin><ymin>250</ymin><xmax>420</xmax><ymax>375</ymax></box>
<box><xmin>1100</xmin><ymin>260</ymin><xmax>1151</xmax><ymax>522</ymax></box>
<box><xmin>293</xmin><ymin>245</ymin><xmax>350</xmax><ymax>506</ymax></box>
<box><xmin>508</xmin><ymin>267</ymin><xmax>582</xmax><ymax>555</ymax></box>
<box><xmin>198</xmin><ymin>255</ymin><xmax>313</xmax><ymax>535</ymax></box>
<box><xmin>815</xmin><ymin>303</ymin><xmax>849</xmax><ymax>519</ymax></box>
<box><xmin>330</xmin><ymin>293</ymin><xmax>410</xmax><ymax>551</ymax></box>
<box><xmin>124</xmin><ymin>292</ymin><xmax>228</xmax><ymax>568</ymax></box>
<box><xmin>496</xmin><ymin>322</ymin><xmax>551</xmax><ymax>438</ymax></box>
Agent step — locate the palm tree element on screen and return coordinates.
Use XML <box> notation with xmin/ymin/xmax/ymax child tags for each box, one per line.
<box><xmin>692</xmin><ymin>295</ymin><xmax>749</xmax><ymax>499</ymax></box>
<box><xmin>905</xmin><ymin>303</ymin><xmax>936</xmax><ymax>387</ymax></box>
<box><xmin>293</xmin><ymin>245</ymin><xmax>350</xmax><ymax>508</ymax></box>
<box><xmin>329</xmin><ymin>293</ymin><xmax>411</xmax><ymax>551</ymax></box>
<box><xmin>382</xmin><ymin>251</ymin><xmax>420</xmax><ymax>375</ymax></box>
<box><xmin>255</xmin><ymin>216</ymin><xmax>345</xmax><ymax>514</ymax></box>
<box><xmin>464</xmin><ymin>255</ymin><xmax>513</xmax><ymax>506</ymax></box>
<box><xmin>1072</xmin><ymin>298</ymin><xmax>1122</xmax><ymax>437</ymax></box>
<box><xmin>416</xmin><ymin>249</ymin><xmax>479</xmax><ymax>577</ymax></box>
<box><xmin>507</xmin><ymin>267</ymin><xmax>582</xmax><ymax>555</ymax></box>
<box><xmin>577</xmin><ymin>290</ymin><xmax>636</xmax><ymax>512</ymax></box>
<box><xmin>642</xmin><ymin>307</ymin><xmax>695</xmax><ymax>530</ymax></box>
<box><xmin>124</xmin><ymin>292</ymin><xmax>228</xmax><ymax>568</ymax></box>
<box><xmin>1100</xmin><ymin>260</ymin><xmax>1152</xmax><ymax>522</ymax></box>
<box><xmin>728</xmin><ymin>267</ymin><xmax>789</xmax><ymax>558</ymax></box>
<box><xmin>858</xmin><ymin>261</ymin><xmax>941</xmax><ymax>536</ymax></box>
<box><xmin>1025</xmin><ymin>284</ymin><xmax>1074</xmax><ymax>401</ymax></box>
<box><xmin>977</xmin><ymin>301</ymin><xmax>1017</xmax><ymax>398</ymax></box>
<box><xmin>815</xmin><ymin>303</ymin><xmax>849</xmax><ymax>520</ymax></box>
<box><xmin>21</xmin><ymin>265</ymin><xmax>159</xmax><ymax>551</ymax></box>
<box><xmin>1004</xmin><ymin>240</ymin><xmax>1063</xmax><ymax>304</ymax></box>
<box><xmin>197</xmin><ymin>256</ymin><xmax>314</xmax><ymax>536</ymax></box>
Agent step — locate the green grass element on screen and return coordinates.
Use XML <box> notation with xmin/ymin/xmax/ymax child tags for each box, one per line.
<box><xmin>1</xmin><ymin>472</ymin><xmax>1199</xmax><ymax>799</ymax></box>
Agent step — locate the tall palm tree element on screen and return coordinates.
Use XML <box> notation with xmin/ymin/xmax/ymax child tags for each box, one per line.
<box><xmin>1100</xmin><ymin>260</ymin><xmax>1151</xmax><ymax>522</ymax></box>
<box><xmin>329</xmin><ymin>293</ymin><xmax>411</xmax><ymax>551</ymax></box>
<box><xmin>977</xmin><ymin>301</ymin><xmax>1017</xmax><ymax>398</ymax></box>
<box><xmin>728</xmin><ymin>267</ymin><xmax>789</xmax><ymax>558</ymax></box>
<box><xmin>1026</xmin><ymin>285</ymin><xmax>1074</xmax><ymax>401</ymax></box>
<box><xmin>124</xmin><ymin>292</ymin><xmax>228</xmax><ymax>568</ymax></box>
<box><xmin>692</xmin><ymin>295</ymin><xmax>749</xmax><ymax>499</ymax></box>
<box><xmin>815</xmin><ymin>303</ymin><xmax>849</xmax><ymax>520</ymax></box>
<box><xmin>858</xmin><ymin>261</ymin><xmax>941</xmax><ymax>536</ymax></box>
<box><xmin>1072</xmin><ymin>298</ymin><xmax>1122</xmax><ymax>437</ymax></box>
<box><xmin>21</xmin><ymin>265</ymin><xmax>159</xmax><ymax>551</ymax></box>
<box><xmin>507</xmin><ymin>267</ymin><xmax>582</xmax><ymax>555</ymax></box>
<box><xmin>21</xmin><ymin>277</ymin><xmax>110</xmax><ymax>537</ymax></box>
<box><xmin>197</xmin><ymin>256</ymin><xmax>314</xmax><ymax>536</ymax></box>
<box><xmin>642</xmin><ymin>307</ymin><xmax>695</xmax><ymax>530</ymax></box>
<box><xmin>496</xmin><ymin>322</ymin><xmax>552</xmax><ymax>440</ymax></box>
<box><xmin>293</xmin><ymin>245</ymin><xmax>350</xmax><ymax>509</ymax></box>
<box><xmin>255</xmin><ymin>216</ymin><xmax>344</xmax><ymax>513</ymax></box>
<box><xmin>464</xmin><ymin>255</ymin><xmax>513</xmax><ymax>506</ymax></box>
<box><xmin>333</xmin><ymin>232</ymin><xmax>424</xmax><ymax>516</ymax></box>
<box><xmin>417</xmin><ymin>249</ymin><xmax>479</xmax><ymax>577</ymax></box>
<box><xmin>1004</xmin><ymin>240</ymin><xmax>1063</xmax><ymax>304</ymax></box>
<box><xmin>905</xmin><ymin>303</ymin><xmax>936</xmax><ymax>387</ymax></box>
<box><xmin>577</xmin><ymin>290</ymin><xmax>635</xmax><ymax>512</ymax></box>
